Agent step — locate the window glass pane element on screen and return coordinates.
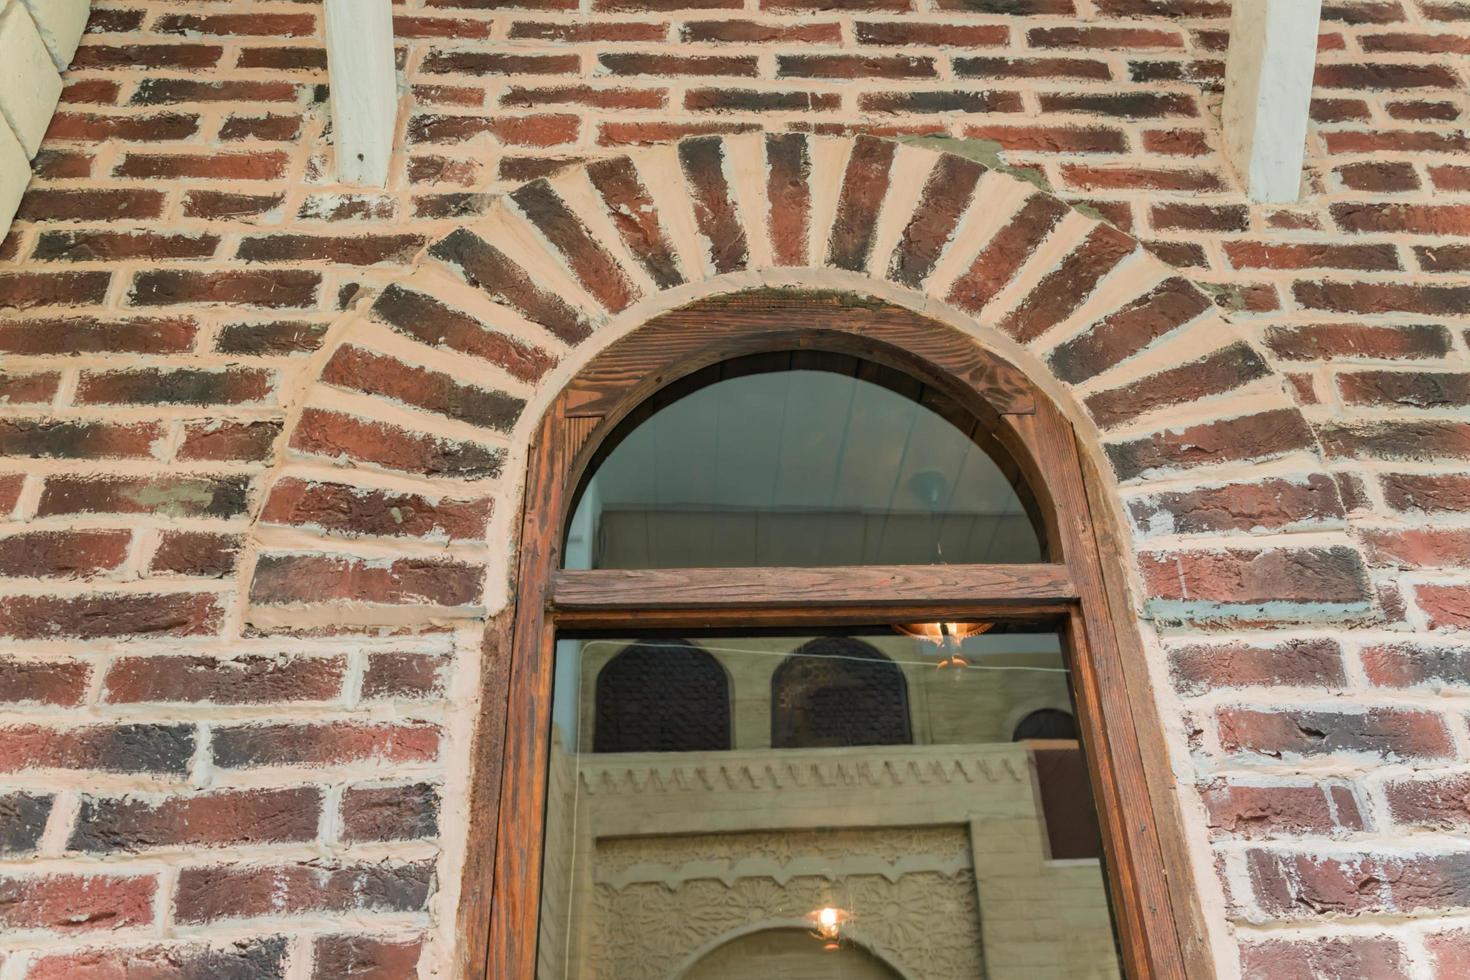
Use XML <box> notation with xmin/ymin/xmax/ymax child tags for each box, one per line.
<box><xmin>539</xmin><ymin>627</ymin><xmax>1122</xmax><ymax>979</ymax></box>
<box><xmin>564</xmin><ymin>354</ymin><xmax>1045</xmax><ymax>569</ymax></box>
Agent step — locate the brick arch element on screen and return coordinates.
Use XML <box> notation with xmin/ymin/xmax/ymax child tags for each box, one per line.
<box><xmin>239</xmin><ymin>131</ymin><xmax>1375</xmax><ymax>974</ymax></box>
<box><xmin>246</xmin><ymin>131</ymin><xmax>1358</xmax><ymax>639</ymax></box>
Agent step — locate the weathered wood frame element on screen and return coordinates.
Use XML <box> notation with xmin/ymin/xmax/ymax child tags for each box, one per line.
<box><xmin>459</xmin><ymin>291</ymin><xmax>1212</xmax><ymax>980</ymax></box>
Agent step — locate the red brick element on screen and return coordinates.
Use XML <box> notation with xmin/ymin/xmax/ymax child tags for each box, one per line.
<box><xmin>0</xmin><ymin>530</ymin><xmax>129</xmax><ymax>579</ymax></box>
<box><xmin>501</xmin><ymin>85</ymin><xmax>665</xmax><ymax>111</ymax></box>
<box><xmin>183</xmin><ymin>190</ymin><xmax>285</xmax><ymax>220</ymax></box>
<box><xmin>599</xmin><ymin>121</ymin><xmax>761</xmax><ymax>145</ymax></box>
<box><xmin>1385</xmin><ymin>773</ymin><xmax>1470</xmax><ymax>831</ymax></box>
<box><xmin>291</xmin><ymin>408</ymin><xmax>503</xmax><ymax>479</ymax></box>
<box><xmin>0</xmin><ymin>659</ymin><xmax>90</xmax><ymax>707</ymax></box>
<box><xmin>1141</xmin><ymin>128</ymin><xmax>1210</xmax><ymax>156</ymax></box>
<box><xmin>1341</xmin><ymin>161</ymin><xmax>1422</xmax><ymax>192</ymax></box>
<box><xmin>999</xmin><ymin>223</ymin><xmax>1137</xmax><ymax>342</ymax></box>
<box><xmin>69</xmin><ymin>787</ymin><xmax>321</xmax><ymax>852</ymax></box>
<box><xmin>0</xmin><ymin>272</ymin><xmax>112</xmax><ymax>310</ymax></box>
<box><xmin>1060</xmin><ymin>164</ymin><xmax>1223</xmax><ymax>191</ymax></box>
<box><xmin>47</xmin><ymin>112</ymin><xmax>201</xmax><ymax>142</ymax></box>
<box><xmin>73</xmin><ymin>44</ymin><xmax>224</xmax><ymax>70</ymax></box>
<box><xmin>112</xmin><ymin>151</ymin><xmax>289</xmax><ymax>181</ymax></box>
<box><xmin>38</xmin><ymin>475</ymin><xmax>250</xmax><ymax>519</ymax></box>
<box><xmin>177</xmin><ymin>860</ymin><xmax>432</xmax><ymax>926</ymax></box>
<box><xmin>76</xmin><ymin>367</ymin><xmax>272</xmax><ymax>406</ymax></box>
<box><xmin>0</xmin><ymin>724</ymin><xmax>193</xmax><ymax>774</ymax></box>
<box><xmin>1333</xmin><ymin>203</ymin><xmax>1470</xmax><ymax>236</ymax></box>
<box><xmin>0</xmin><ymin>371</ymin><xmax>58</xmax><ymax>405</ymax></box>
<box><xmin>16</xmin><ymin>189</ymin><xmax>166</xmax><ymax>224</ymax></box>
<box><xmin>399</xmin><ymin>15</ymin><xmax>495</xmax><ymax>39</ymax></box>
<box><xmin>0</xmin><ymin>419</ymin><xmax>161</xmax><ymax>460</ymax></box>
<box><xmin>1107</xmin><ymin>409</ymin><xmax>1315</xmax><ymax>481</ymax></box>
<box><xmin>680</xmin><ymin>136</ymin><xmax>749</xmax><ymax>275</ymax></box>
<box><xmin>130</xmin><ymin>270</ymin><xmax>320</xmax><ymax>310</ymax></box>
<box><xmin>1340</xmin><ymin>371</ymin><xmax>1470</xmax><ymax>409</ymax></box>
<box><xmin>30</xmin><ymin>939</ymin><xmax>288</xmax><ymax>980</ymax></box>
<box><xmin>1150</xmin><ymin>203</ymin><xmax>1248</xmax><ymax>232</ymax></box>
<box><xmin>1224</xmin><ymin>241</ymin><xmax>1400</xmax><ymax>271</ymax></box>
<box><xmin>962</xmin><ymin>124</ymin><xmax>1127</xmax><ymax>153</ymax></box>
<box><xmin>1031</xmin><ymin>26</ymin><xmax>1183</xmax><ymax>47</ymax></box>
<box><xmin>1315</xmin><ymin>62</ymin><xmax>1461</xmax><ymax>90</ymax></box>
<box><xmin>106</xmin><ymin>652</ymin><xmax>345</xmax><ymax>705</ymax></box>
<box><xmin>1128</xmin><ymin>474</ymin><xmax>1343</xmax><ymax>536</ymax></box>
<box><xmin>1418</xmin><ymin>244</ymin><xmax>1470</xmax><ymax>273</ymax></box>
<box><xmin>363</xmin><ymin>653</ymin><xmax>450</xmax><ymax>702</ymax></box>
<box><xmin>0</xmin><ymin>873</ymin><xmax>156</xmax><ymax>931</ymax></box>
<box><xmin>1240</xmin><ymin>937</ymin><xmax>1410</xmax><ymax>980</ymax></box>
<box><xmin>1140</xmin><ymin>545</ymin><xmax>1371</xmax><ymax>608</ymax></box>
<box><xmin>1264</xmin><ymin>322</ymin><xmax>1451</xmax><ymax>362</ymax></box>
<box><xmin>0</xmin><ymin>593</ymin><xmax>221</xmax><ymax>640</ymax></box>
<box><xmin>778</xmin><ymin>54</ymin><xmax>935</xmax><ymax>79</ymax></box>
<box><xmin>131</xmin><ymin>78</ymin><xmax>299</xmax><ymax>105</ymax></box>
<box><xmin>508</xmin><ymin>20</ymin><xmax>664</xmax><ymax>41</ymax></box>
<box><xmin>853</xmin><ymin>22</ymin><xmax>1005</xmax><ymax>45</ymax></box>
<box><xmin>341</xmin><ymin>783</ymin><xmax>439</xmax><ymax>842</ymax></box>
<box><xmin>178</xmin><ymin>420</ymin><xmax>281</xmax><ymax>462</ymax></box>
<box><xmin>236</xmin><ymin>234</ymin><xmax>426</xmax><ymax>266</ymax></box>
<box><xmin>692</xmin><ymin>88</ymin><xmax>843</xmax><ymax>112</ymax></box>
<box><xmin>512</xmin><ymin>180</ymin><xmax>641</xmax><ymax>312</ymax></box>
<box><xmin>148</xmin><ymin>531</ymin><xmax>241</xmax><ymax>579</ymax></box>
<box><xmin>1417</xmin><ymin>584</ymin><xmax>1470</xmax><ymax>631</ymax></box>
<box><xmin>1219</xmin><ymin>707</ymin><xmax>1452</xmax><ymax>760</ymax></box>
<box><xmin>369</xmin><ymin>285</ymin><xmax>553</xmax><ymax>384</ymax></box>
<box><xmin>1320</xmin><ymin>421</ymin><xmax>1470</xmax><ymax>461</ymax></box>
<box><xmin>157</xmin><ymin>12</ymin><xmax>316</xmax><ymax>36</ymax></box>
<box><xmin>211</xmin><ymin>722</ymin><xmax>440</xmax><ymax>769</ymax></box>
<box><xmin>1430</xmin><ymin>165</ymin><xmax>1470</xmax><ymax>191</ymax></box>
<box><xmin>1169</xmin><ymin>639</ymin><xmax>1346</xmax><ymax>696</ymax></box>
<box><xmin>1295</xmin><ymin>280</ymin><xmax>1470</xmax><ymax>317</ymax></box>
<box><xmin>30</xmin><ymin>148</ymin><xmax>94</xmax><ymax>177</ymax></box>
<box><xmin>1249</xmin><ymin>850</ymin><xmax>1470</xmax><ymax>918</ymax></box>
<box><xmin>32</xmin><ymin>231</ymin><xmax>219</xmax><ymax>263</ymax></box>
<box><xmin>947</xmin><ymin>195</ymin><xmax>1070</xmax><ymax>315</ymax></box>
<box><xmin>423</xmin><ymin>50</ymin><xmax>581</xmax><ymax>76</ymax></box>
<box><xmin>314</xmin><ymin>935</ymin><xmax>424</xmax><ymax>980</ymax></box>
<box><xmin>428</xmin><ymin>228</ymin><xmax>592</xmax><ymax>343</ymax></box>
<box><xmin>1428</xmin><ymin>929</ymin><xmax>1470</xmax><ymax>979</ymax></box>
<box><xmin>1381</xmin><ymin>473</ymin><xmax>1470</xmax><ymax>514</ymax></box>
<box><xmin>251</xmin><ymin>554</ymin><xmax>482</xmax><ymax>608</ymax></box>
<box><xmin>964</xmin><ymin>56</ymin><xmax>1112</xmax><ymax>84</ymax></box>
<box><xmin>1201</xmin><ymin>780</ymin><xmax>1364</xmax><ymax>837</ymax></box>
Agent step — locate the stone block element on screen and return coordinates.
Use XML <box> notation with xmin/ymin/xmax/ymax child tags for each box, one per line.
<box><xmin>0</xmin><ymin>1</ymin><xmax>62</xmax><ymax>156</ymax></box>
<box><xmin>0</xmin><ymin>116</ymin><xmax>28</xmax><ymax>238</ymax></box>
<box><xmin>19</xmin><ymin>0</ymin><xmax>88</xmax><ymax>69</ymax></box>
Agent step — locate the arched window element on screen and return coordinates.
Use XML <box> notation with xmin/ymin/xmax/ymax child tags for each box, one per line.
<box><xmin>772</xmin><ymin>638</ymin><xmax>910</xmax><ymax>748</ymax></box>
<box><xmin>593</xmin><ymin>640</ymin><xmax>730</xmax><ymax>753</ymax></box>
<box><xmin>479</xmin><ymin>293</ymin><xmax>1204</xmax><ymax>980</ymax></box>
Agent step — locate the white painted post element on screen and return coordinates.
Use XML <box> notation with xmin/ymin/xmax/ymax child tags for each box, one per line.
<box><xmin>324</xmin><ymin>0</ymin><xmax>398</xmax><ymax>187</ymax></box>
<box><xmin>1222</xmin><ymin>0</ymin><xmax>1323</xmax><ymax>203</ymax></box>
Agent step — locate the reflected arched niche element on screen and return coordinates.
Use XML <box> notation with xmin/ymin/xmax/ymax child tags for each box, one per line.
<box><xmin>681</xmin><ymin>928</ymin><xmax>906</xmax><ymax>980</ymax></box>
<box><xmin>564</xmin><ymin>351</ymin><xmax>1045</xmax><ymax>570</ymax></box>
<box><xmin>772</xmin><ymin>638</ymin><xmax>910</xmax><ymax>749</ymax></box>
<box><xmin>1012</xmin><ymin>708</ymin><xmax>1079</xmax><ymax>742</ymax></box>
<box><xmin>594</xmin><ymin>640</ymin><xmax>731</xmax><ymax>753</ymax></box>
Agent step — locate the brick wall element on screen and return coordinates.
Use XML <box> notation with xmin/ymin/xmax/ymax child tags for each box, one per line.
<box><xmin>0</xmin><ymin>1</ymin><xmax>1468</xmax><ymax>978</ymax></box>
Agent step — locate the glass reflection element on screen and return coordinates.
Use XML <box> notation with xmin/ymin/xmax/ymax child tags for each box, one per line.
<box><xmin>564</xmin><ymin>355</ymin><xmax>1044</xmax><ymax>570</ymax></box>
<box><xmin>538</xmin><ymin>629</ymin><xmax>1122</xmax><ymax>980</ymax></box>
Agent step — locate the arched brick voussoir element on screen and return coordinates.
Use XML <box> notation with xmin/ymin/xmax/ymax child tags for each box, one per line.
<box><xmin>240</xmin><ymin>131</ymin><xmax>1346</xmax><ymax>635</ymax></box>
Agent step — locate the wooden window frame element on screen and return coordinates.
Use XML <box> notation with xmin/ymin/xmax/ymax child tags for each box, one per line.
<box><xmin>460</xmin><ymin>292</ymin><xmax>1213</xmax><ymax>980</ymax></box>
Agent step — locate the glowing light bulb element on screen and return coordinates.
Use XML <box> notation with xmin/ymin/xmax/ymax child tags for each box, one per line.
<box><xmin>809</xmin><ymin>905</ymin><xmax>848</xmax><ymax>946</ymax></box>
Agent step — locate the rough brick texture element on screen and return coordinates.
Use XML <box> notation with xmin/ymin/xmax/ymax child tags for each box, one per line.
<box><xmin>0</xmin><ymin>0</ymin><xmax>1467</xmax><ymax>976</ymax></box>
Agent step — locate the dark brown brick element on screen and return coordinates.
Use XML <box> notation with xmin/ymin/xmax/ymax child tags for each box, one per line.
<box><xmin>1221</xmin><ymin>707</ymin><xmax>1451</xmax><ymax>760</ymax></box>
<box><xmin>69</xmin><ymin>787</ymin><xmax>321</xmax><ymax>852</ymax></box>
<box><xmin>888</xmin><ymin>154</ymin><xmax>986</xmax><ymax>289</ymax></box>
<box><xmin>1169</xmin><ymin>639</ymin><xmax>1346</xmax><ymax>696</ymax></box>
<box><xmin>32</xmin><ymin>231</ymin><xmax>219</xmax><ymax>263</ymax></box>
<box><xmin>341</xmin><ymin>783</ymin><xmax>439</xmax><ymax>842</ymax></box>
<box><xmin>953</xmin><ymin>56</ymin><xmax>1111</xmax><ymax>81</ymax></box>
<box><xmin>1129</xmin><ymin>474</ymin><xmax>1344</xmax><ymax>537</ymax></box>
<box><xmin>0</xmin><ymin>793</ymin><xmax>53</xmax><ymax>854</ymax></box>
<box><xmin>428</xmin><ymin>229</ymin><xmax>593</xmax><ymax>344</ymax></box>
<box><xmin>130</xmin><ymin>270</ymin><xmax>320</xmax><ymax>310</ymax></box>
<box><xmin>0</xmin><ymin>272</ymin><xmax>112</xmax><ymax>310</ymax></box>
<box><xmin>0</xmin><ymin>724</ymin><xmax>193</xmax><ymax>774</ymax></box>
<box><xmin>370</xmin><ymin>285</ymin><xmax>554</xmax><ymax>384</ymax></box>
<box><xmin>778</xmin><ymin>54</ymin><xmax>936</xmax><ymax>79</ymax></box>
<box><xmin>680</xmin><ymin>137</ymin><xmax>748</xmax><ymax>274</ymax></box>
<box><xmin>73</xmin><ymin>44</ymin><xmax>224</xmax><ymax>70</ymax></box>
<box><xmin>586</xmin><ymin>156</ymin><xmax>684</xmax><ymax>289</ymax></box>
<box><xmin>17</xmin><ymin>189</ymin><xmax>166</xmax><ymax>224</ymax></box>
<box><xmin>1087</xmin><ymin>344</ymin><xmax>1271</xmax><ymax>429</ymax></box>
<box><xmin>211</xmin><ymin>722</ymin><xmax>440</xmax><ymax>769</ymax></box>
<box><xmin>947</xmin><ymin>195</ymin><xmax>1070</xmax><ymax>315</ymax></box>
<box><xmin>1294</xmin><ymin>280</ymin><xmax>1470</xmax><ymax>317</ymax></box>
<box><xmin>177</xmin><ymin>420</ymin><xmax>281</xmax><ymax>462</ymax></box>
<box><xmin>1381</xmin><ymin>473</ymin><xmax>1470</xmax><ymax>514</ymax></box>
<box><xmin>1049</xmin><ymin>277</ymin><xmax>1214</xmax><ymax>383</ymax></box>
<box><xmin>999</xmin><ymin>223</ymin><xmax>1137</xmax><ymax>342</ymax></box>
<box><xmin>0</xmin><ymin>419</ymin><xmax>160</xmax><ymax>460</ymax></box>
<box><xmin>0</xmin><ymin>593</ymin><xmax>221</xmax><ymax>640</ymax></box>
<box><xmin>236</xmin><ymin>234</ymin><xmax>425</xmax><ymax>266</ymax></box>
<box><xmin>175</xmin><ymin>860</ymin><xmax>433</xmax><ymax>923</ymax></box>
<box><xmin>322</xmin><ymin>346</ymin><xmax>524</xmax><ymax>432</ymax></box>
<box><xmin>512</xmin><ymin>180</ymin><xmax>640</xmax><ymax>312</ymax></box>
<box><xmin>1108</xmin><ymin>409</ymin><xmax>1316</xmax><ymax>482</ymax></box>
<box><xmin>827</xmin><ymin>136</ymin><xmax>898</xmax><ymax>272</ymax></box>
<box><xmin>291</xmin><ymin>409</ymin><xmax>503</xmax><ymax>479</ymax></box>
<box><xmin>363</xmin><ymin>653</ymin><xmax>449</xmax><ymax>701</ymax></box>
<box><xmin>0</xmin><ymin>530</ymin><xmax>130</xmax><ymax>579</ymax></box>
<box><xmin>149</xmin><ymin>532</ymin><xmax>243</xmax><ymax>578</ymax></box>
<box><xmin>1265</xmin><ymin>322</ymin><xmax>1452</xmax><ymax>362</ymax></box>
<box><xmin>105</xmin><ymin>653</ymin><xmax>343</xmax><ymax>705</ymax></box>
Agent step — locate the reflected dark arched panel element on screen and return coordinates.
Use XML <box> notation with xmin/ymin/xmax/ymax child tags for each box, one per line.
<box><xmin>772</xmin><ymin>638</ymin><xmax>910</xmax><ymax>749</ymax></box>
<box><xmin>594</xmin><ymin>640</ymin><xmax>731</xmax><ymax>753</ymax></box>
<box><xmin>1012</xmin><ymin>708</ymin><xmax>1078</xmax><ymax>742</ymax></box>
